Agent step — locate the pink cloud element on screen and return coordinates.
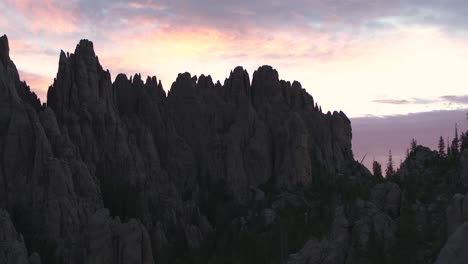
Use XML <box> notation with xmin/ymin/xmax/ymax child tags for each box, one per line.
<box><xmin>4</xmin><ymin>0</ymin><xmax>79</xmax><ymax>34</ymax></box>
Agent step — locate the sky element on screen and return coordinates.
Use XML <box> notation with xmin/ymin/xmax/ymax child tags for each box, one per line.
<box><xmin>1</xmin><ymin>0</ymin><xmax>468</xmax><ymax>169</ymax></box>
<box><xmin>352</xmin><ymin>109</ymin><xmax>468</xmax><ymax>170</ymax></box>
<box><xmin>1</xmin><ymin>0</ymin><xmax>468</xmax><ymax>117</ymax></box>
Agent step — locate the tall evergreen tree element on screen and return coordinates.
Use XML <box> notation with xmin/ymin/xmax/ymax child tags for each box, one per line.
<box><xmin>460</xmin><ymin>132</ymin><xmax>468</xmax><ymax>152</ymax></box>
<box><xmin>451</xmin><ymin>124</ymin><xmax>459</xmax><ymax>156</ymax></box>
<box><xmin>410</xmin><ymin>138</ymin><xmax>417</xmax><ymax>152</ymax></box>
<box><xmin>438</xmin><ymin>136</ymin><xmax>446</xmax><ymax>157</ymax></box>
<box><xmin>372</xmin><ymin>161</ymin><xmax>383</xmax><ymax>179</ymax></box>
<box><xmin>385</xmin><ymin>150</ymin><xmax>395</xmax><ymax>178</ymax></box>
<box><xmin>447</xmin><ymin>137</ymin><xmax>451</xmax><ymax>156</ymax></box>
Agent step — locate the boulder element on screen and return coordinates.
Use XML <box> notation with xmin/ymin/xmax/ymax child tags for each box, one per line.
<box><xmin>434</xmin><ymin>223</ymin><xmax>468</xmax><ymax>264</ymax></box>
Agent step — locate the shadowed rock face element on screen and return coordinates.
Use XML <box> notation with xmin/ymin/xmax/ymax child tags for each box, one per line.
<box><xmin>1</xmin><ymin>35</ymin><xmax>358</xmax><ymax>263</ymax></box>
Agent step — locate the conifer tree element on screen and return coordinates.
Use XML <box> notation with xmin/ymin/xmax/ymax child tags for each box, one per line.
<box><xmin>460</xmin><ymin>132</ymin><xmax>468</xmax><ymax>152</ymax></box>
<box><xmin>385</xmin><ymin>150</ymin><xmax>395</xmax><ymax>178</ymax></box>
<box><xmin>447</xmin><ymin>137</ymin><xmax>451</xmax><ymax>156</ymax></box>
<box><xmin>410</xmin><ymin>138</ymin><xmax>417</xmax><ymax>152</ymax></box>
<box><xmin>372</xmin><ymin>161</ymin><xmax>383</xmax><ymax>179</ymax></box>
<box><xmin>438</xmin><ymin>136</ymin><xmax>446</xmax><ymax>157</ymax></box>
<box><xmin>451</xmin><ymin>124</ymin><xmax>459</xmax><ymax>156</ymax></box>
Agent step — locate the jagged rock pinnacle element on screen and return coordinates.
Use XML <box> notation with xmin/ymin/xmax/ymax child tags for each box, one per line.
<box><xmin>0</xmin><ymin>34</ymin><xmax>10</xmax><ymax>67</ymax></box>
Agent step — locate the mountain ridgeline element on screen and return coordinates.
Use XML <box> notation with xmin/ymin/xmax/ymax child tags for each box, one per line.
<box><xmin>0</xmin><ymin>34</ymin><xmax>467</xmax><ymax>264</ymax></box>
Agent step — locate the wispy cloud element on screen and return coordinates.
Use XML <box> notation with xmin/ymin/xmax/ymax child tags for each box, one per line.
<box><xmin>440</xmin><ymin>95</ymin><xmax>468</xmax><ymax>104</ymax></box>
<box><xmin>373</xmin><ymin>95</ymin><xmax>468</xmax><ymax>106</ymax></box>
<box><xmin>5</xmin><ymin>0</ymin><xmax>468</xmax><ymax>54</ymax></box>
<box><xmin>3</xmin><ymin>0</ymin><xmax>79</xmax><ymax>34</ymax></box>
<box><xmin>372</xmin><ymin>99</ymin><xmax>412</xmax><ymax>104</ymax></box>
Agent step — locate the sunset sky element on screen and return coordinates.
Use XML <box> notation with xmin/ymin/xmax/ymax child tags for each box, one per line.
<box><xmin>1</xmin><ymin>0</ymin><xmax>468</xmax><ymax>118</ymax></box>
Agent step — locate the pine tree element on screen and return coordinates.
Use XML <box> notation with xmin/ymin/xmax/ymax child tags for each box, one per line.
<box><xmin>438</xmin><ymin>136</ymin><xmax>446</xmax><ymax>157</ymax></box>
<box><xmin>451</xmin><ymin>124</ymin><xmax>459</xmax><ymax>156</ymax></box>
<box><xmin>410</xmin><ymin>138</ymin><xmax>417</xmax><ymax>152</ymax></box>
<box><xmin>447</xmin><ymin>137</ymin><xmax>451</xmax><ymax>156</ymax></box>
<box><xmin>385</xmin><ymin>150</ymin><xmax>395</xmax><ymax>178</ymax></box>
<box><xmin>372</xmin><ymin>161</ymin><xmax>383</xmax><ymax>179</ymax></box>
<box><xmin>460</xmin><ymin>132</ymin><xmax>468</xmax><ymax>152</ymax></box>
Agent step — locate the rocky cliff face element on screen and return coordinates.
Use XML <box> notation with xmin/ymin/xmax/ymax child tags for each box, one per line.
<box><xmin>0</xmin><ymin>35</ymin><xmax>358</xmax><ymax>263</ymax></box>
<box><xmin>0</xmin><ymin>35</ymin><xmax>155</xmax><ymax>264</ymax></box>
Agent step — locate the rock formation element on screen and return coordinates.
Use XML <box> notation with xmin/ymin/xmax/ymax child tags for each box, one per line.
<box><xmin>1</xmin><ymin>34</ymin><xmax>468</xmax><ymax>264</ymax></box>
<box><xmin>0</xmin><ymin>34</ymin><xmax>358</xmax><ymax>263</ymax></box>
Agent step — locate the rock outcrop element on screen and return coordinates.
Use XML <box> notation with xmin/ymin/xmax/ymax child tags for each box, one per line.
<box><xmin>0</xmin><ymin>35</ymin><xmax>357</xmax><ymax>263</ymax></box>
<box><xmin>0</xmin><ymin>32</ymin><xmax>468</xmax><ymax>264</ymax></box>
<box><xmin>434</xmin><ymin>223</ymin><xmax>468</xmax><ymax>264</ymax></box>
<box><xmin>0</xmin><ymin>35</ymin><xmax>159</xmax><ymax>264</ymax></box>
<box><xmin>370</xmin><ymin>182</ymin><xmax>402</xmax><ymax>218</ymax></box>
<box><xmin>6</xmin><ymin>34</ymin><xmax>467</xmax><ymax>264</ymax></box>
<box><xmin>0</xmin><ymin>210</ymin><xmax>40</xmax><ymax>264</ymax></box>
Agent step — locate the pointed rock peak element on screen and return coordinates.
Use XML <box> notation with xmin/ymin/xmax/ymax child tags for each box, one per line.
<box><xmin>59</xmin><ymin>50</ymin><xmax>67</xmax><ymax>62</ymax></box>
<box><xmin>252</xmin><ymin>65</ymin><xmax>279</xmax><ymax>84</ymax></box>
<box><xmin>179</xmin><ymin>72</ymin><xmax>191</xmax><ymax>79</ymax></box>
<box><xmin>224</xmin><ymin>66</ymin><xmax>251</xmax><ymax>103</ymax></box>
<box><xmin>144</xmin><ymin>75</ymin><xmax>165</xmax><ymax>98</ymax></box>
<box><xmin>337</xmin><ymin>110</ymin><xmax>350</xmax><ymax>124</ymax></box>
<box><xmin>280</xmin><ymin>80</ymin><xmax>290</xmax><ymax>86</ymax></box>
<box><xmin>115</xmin><ymin>73</ymin><xmax>130</xmax><ymax>84</ymax></box>
<box><xmin>156</xmin><ymin>80</ymin><xmax>166</xmax><ymax>97</ymax></box>
<box><xmin>77</xmin><ymin>39</ymin><xmax>94</xmax><ymax>50</ymax></box>
<box><xmin>251</xmin><ymin>65</ymin><xmax>282</xmax><ymax>108</ymax></box>
<box><xmin>75</xmin><ymin>39</ymin><xmax>96</xmax><ymax>58</ymax></box>
<box><xmin>0</xmin><ymin>34</ymin><xmax>10</xmax><ymax>67</ymax></box>
<box><xmin>229</xmin><ymin>66</ymin><xmax>250</xmax><ymax>83</ymax></box>
<box><xmin>255</xmin><ymin>65</ymin><xmax>275</xmax><ymax>73</ymax></box>
<box><xmin>132</xmin><ymin>73</ymin><xmax>143</xmax><ymax>85</ymax></box>
<box><xmin>291</xmin><ymin>81</ymin><xmax>302</xmax><ymax>89</ymax></box>
<box><xmin>198</xmin><ymin>74</ymin><xmax>211</xmax><ymax>83</ymax></box>
<box><xmin>174</xmin><ymin>72</ymin><xmax>194</xmax><ymax>84</ymax></box>
<box><xmin>197</xmin><ymin>74</ymin><xmax>214</xmax><ymax>89</ymax></box>
<box><xmin>0</xmin><ymin>34</ymin><xmax>8</xmax><ymax>46</ymax></box>
<box><xmin>145</xmin><ymin>76</ymin><xmax>157</xmax><ymax>86</ymax></box>
<box><xmin>169</xmin><ymin>72</ymin><xmax>197</xmax><ymax>98</ymax></box>
<box><xmin>232</xmin><ymin>66</ymin><xmax>247</xmax><ymax>75</ymax></box>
